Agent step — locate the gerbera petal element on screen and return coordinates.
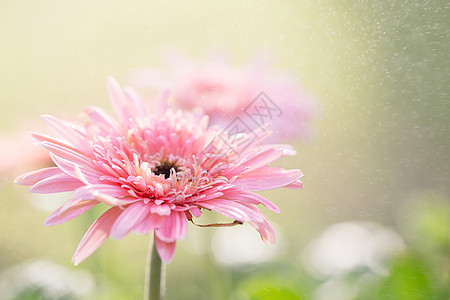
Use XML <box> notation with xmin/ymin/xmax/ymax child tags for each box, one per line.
<box><xmin>14</xmin><ymin>167</ymin><xmax>63</xmax><ymax>186</ymax></box>
<box><xmin>95</xmin><ymin>192</ymin><xmax>140</xmax><ymax>206</ymax></box>
<box><xmin>223</xmin><ymin>189</ymin><xmax>281</xmax><ymax>213</ymax></box>
<box><xmin>155</xmin><ymin>211</ymin><xmax>187</xmax><ymax>242</ymax></box>
<box><xmin>72</xmin><ymin>207</ymin><xmax>122</xmax><ymax>265</ymax></box>
<box><xmin>110</xmin><ymin>201</ymin><xmax>150</xmax><ymax>239</ymax></box>
<box><xmin>31</xmin><ymin>132</ymin><xmax>78</xmax><ymax>152</ymax></box>
<box><xmin>49</xmin><ymin>153</ymin><xmax>101</xmax><ymax>184</ymax></box>
<box><xmin>107</xmin><ymin>77</ymin><xmax>148</xmax><ymax>124</ymax></box>
<box><xmin>41</xmin><ymin>115</ymin><xmax>91</xmax><ymax>153</ymax></box>
<box><xmin>72</xmin><ymin>183</ymin><xmax>130</xmax><ymax>199</ymax></box>
<box><xmin>189</xmin><ymin>206</ymin><xmax>202</xmax><ymax>218</ymax></box>
<box><xmin>249</xmin><ymin>218</ymin><xmax>276</xmax><ymax>244</ymax></box>
<box><xmin>154</xmin><ymin>235</ymin><xmax>176</xmax><ymax>262</ymax></box>
<box><xmin>107</xmin><ymin>77</ymin><xmax>129</xmax><ymax>123</ymax></box>
<box><xmin>150</xmin><ymin>204</ymin><xmax>171</xmax><ymax>216</ymax></box>
<box><xmin>256</xmin><ymin>144</ymin><xmax>296</xmax><ymax>156</ymax></box>
<box><xmin>239</xmin><ymin>148</ymin><xmax>283</xmax><ymax>172</ymax></box>
<box><xmin>30</xmin><ymin>173</ymin><xmax>84</xmax><ymax>193</ymax></box>
<box><xmin>285</xmin><ymin>180</ymin><xmax>303</xmax><ymax>189</ymax></box>
<box><xmin>199</xmin><ymin>199</ymin><xmax>264</xmax><ymax>222</ymax></box>
<box><xmin>44</xmin><ymin>199</ymin><xmax>97</xmax><ymax>226</ymax></box>
<box><xmin>84</xmin><ymin>106</ymin><xmax>121</xmax><ymax>135</ymax></box>
<box><xmin>69</xmin><ymin>184</ymin><xmax>137</xmax><ymax>207</ymax></box>
<box><xmin>134</xmin><ymin>212</ymin><xmax>164</xmax><ymax>234</ymax></box>
<box><xmin>124</xmin><ymin>86</ymin><xmax>149</xmax><ymax>117</ymax></box>
<box><xmin>41</xmin><ymin>141</ymin><xmax>90</xmax><ymax>167</ymax></box>
<box><xmin>233</xmin><ymin>167</ymin><xmax>303</xmax><ymax>191</ymax></box>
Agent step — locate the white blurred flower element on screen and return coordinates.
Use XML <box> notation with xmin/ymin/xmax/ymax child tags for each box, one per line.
<box><xmin>0</xmin><ymin>260</ymin><xmax>95</xmax><ymax>300</ymax></box>
<box><xmin>211</xmin><ymin>222</ymin><xmax>283</xmax><ymax>267</ymax></box>
<box><xmin>302</xmin><ymin>221</ymin><xmax>405</xmax><ymax>279</ymax></box>
<box><xmin>313</xmin><ymin>277</ymin><xmax>358</xmax><ymax>300</ymax></box>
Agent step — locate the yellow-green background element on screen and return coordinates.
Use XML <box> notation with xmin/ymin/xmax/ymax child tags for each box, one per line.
<box><xmin>1</xmin><ymin>1</ymin><xmax>449</xmax><ymax>299</ymax></box>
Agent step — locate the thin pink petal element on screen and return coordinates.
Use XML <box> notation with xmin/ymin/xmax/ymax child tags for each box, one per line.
<box><xmin>31</xmin><ymin>132</ymin><xmax>78</xmax><ymax>152</ymax></box>
<box><xmin>107</xmin><ymin>77</ymin><xmax>147</xmax><ymax>124</ymax></box>
<box><xmin>94</xmin><ymin>193</ymin><xmax>140</xmax><ymax>206</ymax></box>
<box><xmin>41</xmin><ymin>115</ymin><xmax>91</xmax><ymax>153</ymax></box>
<box><xmin>155</xmin><ymin>211</ymin><xmax>187</xmax><ymax>242</ymax></box>
<box><xmin>150</xmin><ymin>204</ymin><xmax>171</xmax><ymax>216</ymax></box>
<box><xmin>256</xmin><ymin>143</ymin><xmax>296</xmax><ymax>156</ymax></box>
<box><xmin>44</xmin><ymin>199</ymin><xmax>97</xmax><ymax>226</ymax></box>
<box><xmin>189</xmin><ymin>206</ymin><xmax>202</xmax><ymax>218</ymax></box>
<box><xmin>30</xmin><ymin>173</ymin><xmax>84</xmax><ymax>193</ymax></box>
<box><xmin>49</xmin><ymin>153</ymin><xmax>101</xmax><ymax>184</ymax></box>
<box><xmin>154</xmin><ymin>235</ymin><xmax>176</xmax><ymax>262</ymax></box>
<box><xmin>233</xmin><ymin>168</ymin><xmax>303</xmax><ymax>191</ymax></box>
<box><xmin>124</xmin><ymin>86</ymin><xmax>149</xmax><ymax>117</ymax></box>
<box><xmin>249</xmin><ymin>218</ymin><xmax>276</xmax><ymax>244</ymax></box>
<box><xmin>69</xmin><ymin>184</ymin><xmax>137</xmax><ymax>207</ymax></box>
<box><xmin>239</xmin><ymin>148</ymin><xmax>283</xmax><ymax>172</ymax></box>
<box><xmin>110</xmin><ymin>201</ymin><xmax>150</xmax><ymax>239</ymax></box>
<box><xmin>14</xmin><ymin>167</ymin><xmax>63</xmax><ymax>186</ymax></box>
<box><xmin>199</xmin><ymin>199</ymin><xmax>264</xmax><ymax>222</ymax></box>
<box><xmin>41</xmin><ymin>141</ymin><xmax>90</xmax><ymax>167</ymax></box>
<box><xmin>285</xmin><ymin>180</ymin><xmax>302</xmax><ymax>189</ymax></box>
<box><xmin>189</xmin><ymin>191</ymin><xmax>223</xmax><ymax>203</ymax></box>
<box><xmin>72</xmin><ymin>184</ymin><xmax>130</xmax><ymax>199</ymax></box>
<box><xmin>134</xmin><ymin>213</ymin><xmax>164</xmax><ymax>234</ymax></box>
<box><xmin>107</xmin><ymin>77</ymin><xmax>130</xmax><ymax>123</ymax></box>
<box><xmin>72</xmin><ymin>207</ymin><xmax>122</xmax><ymax>265</ymax></box>
<box><xmin>223</xmin><ymin>189</ymin><xmax>281</xmax><ymax>213</ymax></box>
<box><xmin>84</xmin><ymin>106</ymin><xmax>121</xmax><ymax>135</ymax></box>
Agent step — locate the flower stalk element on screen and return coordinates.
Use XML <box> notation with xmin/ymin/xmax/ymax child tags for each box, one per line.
<box><xmin>145</xmin><ymin>236</ymin><xmax>165</xmax><ymax>300</ymax></box>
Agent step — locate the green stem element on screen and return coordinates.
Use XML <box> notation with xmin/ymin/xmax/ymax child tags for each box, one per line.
<box><xmin>144</xmin><ymin>235</ymin><xmax>165</xmax><ymax>300</ymax></box>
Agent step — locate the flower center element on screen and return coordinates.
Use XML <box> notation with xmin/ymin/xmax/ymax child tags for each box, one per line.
<box><xmin>153</xmin><ymin>159</ymin><xmax>179</xmax><ymax>179</ymax></box>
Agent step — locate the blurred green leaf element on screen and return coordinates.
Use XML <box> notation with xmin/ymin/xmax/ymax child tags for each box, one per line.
<box><xmin>251</xmin><ymin>288</ymin><xmax>303</xmax><ymax>300</ymax></box>
<box><xmin>376</xmin><ymin>253</ymin><xmax>433</xmax><ymax>300</ymax></box>
<box><xmin>237</xmin><ymin>270</ymin><xmax>306</xmax><ymax>300</ymax></box>
<box><xmin>412</xmin><ymin>196</ymin><xmax>450</xmax><ymax>250</ymax></box>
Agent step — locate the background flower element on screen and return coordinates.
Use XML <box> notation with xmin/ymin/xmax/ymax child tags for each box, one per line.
<box><xmin>0</xmin><ymin>127</ymin><xmax>51</xmax><ymax>177</ymax></box>
<box><xmin>128</xmin><ymin>52</ymin><xmax>317</xmax><ymax>141</ymax></box>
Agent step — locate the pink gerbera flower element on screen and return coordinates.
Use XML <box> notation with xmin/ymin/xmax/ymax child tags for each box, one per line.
<box><xmin>15</xmin><ymin>78</ymin><xmax>303</xmax><ymax>265</ymax></box>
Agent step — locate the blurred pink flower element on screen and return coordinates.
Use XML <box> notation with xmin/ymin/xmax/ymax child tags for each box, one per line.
<box><xmin>0</xmin><ymin>128</ymin><xmax>51</xmax><ymax>177</ymax></box>
<box><xmin>15</xmin><ymin>78</ymin><xmax>303</xmax><ymax>264</ymax></box>
<box><xmin>129</xmin><ymin>52</ymin><xmax>317</xmax><ymax>141</ymax></box>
